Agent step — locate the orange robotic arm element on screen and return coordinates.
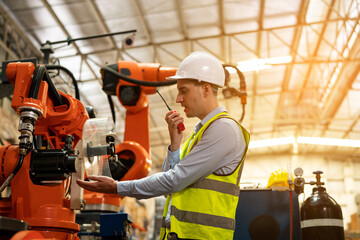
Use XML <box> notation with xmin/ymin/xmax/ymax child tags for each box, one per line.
<box><xmin>103</xmin><ymin>61</ymin><xmax>177</xmax><ymax>181</ymax></box>
<box><xmin>0</xmin><ymin>62</ymin><xmax>90</xmax><ymax>239</ymax></box>
<box><xmin>81</xmin><ymin>62</ymin><xmax>177</xmax><ymax>212</ymax></box>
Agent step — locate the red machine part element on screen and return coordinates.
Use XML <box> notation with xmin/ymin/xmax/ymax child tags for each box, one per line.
<box><xmin>10</xmin><ymin>231</ymin><xmax>44</xmax><ymax>240</ymax></box>
<box><xmin>11</xmin><ymin>230</ymin><xmax>79</xmax><ymax>240</ymax></box>
<box><xmin>6</xmin><ymin>63</ymin><xmax>86</xmax><ymax>149</ymax></box>
<box><xmin>6</xmin><ymin>63</ymin><xmax>47</xmax><ymax>118</ymax></box>
<box><xmin>34</xmin><ymin>90</ymin><xmax>86</xmax><ymax>149</ymax></box>
<box><xmin>82</xmin><ymin>61</ymin><xmax>176</xmax><ymax>212</ymax></box>
<box><xmin>0</xmin><ymin>60</ymin><xmax>176</xmax><ymax>238</ymax></box>
<box><xmin>118</xmin><ymin>141</ymin><xmax>151</xmax><ymax>181</ymax></box>
<box><xmin>0</xmin><ymin>62</ymin><xmax>89</xmax><ymax>239</ymax></box>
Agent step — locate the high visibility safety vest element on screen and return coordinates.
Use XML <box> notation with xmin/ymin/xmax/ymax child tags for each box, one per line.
<box><xmin>159</xmin><ymin>112</ymin><xmax>250</xmax><ymax>240</ymax></box>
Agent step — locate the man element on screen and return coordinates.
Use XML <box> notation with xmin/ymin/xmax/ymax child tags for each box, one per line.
<box><xmin>77</xmin><ymin>51</ymin><xmax>250</xmax><ymax>240</ymax></box>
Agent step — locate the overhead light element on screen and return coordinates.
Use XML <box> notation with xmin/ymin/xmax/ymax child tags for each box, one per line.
<box><xmin>249</xmin><ymin>136</ymin><xmax>360</xmax><ymax>149</ymax></box>
<box><xmin>249</xmin><ymin>137</ymin><xmax>295</xmax><ymax>149</ymax></box>
<box><xmin>297</xmin><ymin>136</ymin><xmax>360</xmax><ymax>147</ymax></box>
<box><xmin>225</xmin><ymin>67</ymin><xmax>237</xmax><ymax>74</ymax></box>
<box><xmin>236</xmin><ymin>56</ymin><xmax>292</xmax><ymax>72</ymax></box>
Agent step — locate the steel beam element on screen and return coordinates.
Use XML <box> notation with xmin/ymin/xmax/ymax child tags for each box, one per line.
<box><xmin>54</xmin><ymin>17</ymin><xmax>359</xmax><ymax>60</ymax></box>
<box><xmin>41</xmin><ymin>0</ymin><xmax>97</xmax><ymax>79</ymax></box>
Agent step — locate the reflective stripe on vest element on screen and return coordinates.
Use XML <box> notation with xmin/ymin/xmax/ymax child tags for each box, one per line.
<box><xmin>188</xmin><ymin>178</ymin><xmax>240</xmax><ymax>196</ymax></box>
<box><xmin>159</xmin><ymin>112</ymin><xmax>250</xmax><ymax>240</ymax></box>
<box><xmin>171</xmin><ymin>205</ymin><xmax>235</xmax><ymax>230</ymax></box>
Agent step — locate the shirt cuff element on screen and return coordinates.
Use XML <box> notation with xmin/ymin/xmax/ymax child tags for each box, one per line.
<box><xmin>162</xmin><ymin>145</ymin><xmax>181</xmax><ymax>171</ymax></box>
<box><xmin>117</xmin><ymin>181</ymin><xmax>131</xmax><ymax>196</ymax></box>
<box><xmin>168</xmin><ymin>147</ymin><xmax>180</xmax><ymax>169</ymax></box>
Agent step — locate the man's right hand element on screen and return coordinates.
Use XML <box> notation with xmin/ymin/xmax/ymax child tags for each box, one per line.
<box><xmin>165</xmin><ymin>111</ymin><xmax>184</xmax><ymax>151</ymax></box>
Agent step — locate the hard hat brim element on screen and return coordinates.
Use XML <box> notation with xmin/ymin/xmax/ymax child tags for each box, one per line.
<box><xmin>166</xmin><ymin>75</ymin><xmax>224</xmax><ymax>88</ymax></box>
<box><xmin>166</xmin><ymin>75</ymin><xmax>198</xmax><ymax>81</ymax></box>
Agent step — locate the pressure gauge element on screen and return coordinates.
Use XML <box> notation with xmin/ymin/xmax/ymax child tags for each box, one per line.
<box><xmin>294</xmin><ymin>167</ymin><xmax>304</xmax><ymax>177</ymax></box>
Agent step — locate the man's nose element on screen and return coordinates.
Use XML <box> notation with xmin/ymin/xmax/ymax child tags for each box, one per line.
<box><xmin>176</xmin><ymin>94</ymin><xmax>182</xmax><ymax>103</ymax></box>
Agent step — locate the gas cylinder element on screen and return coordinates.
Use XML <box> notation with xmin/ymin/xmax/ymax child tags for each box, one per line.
<box><xmin>300</xmin><ymin>170</ymin><xmax>345</xmax><ymax>240</ymax></box>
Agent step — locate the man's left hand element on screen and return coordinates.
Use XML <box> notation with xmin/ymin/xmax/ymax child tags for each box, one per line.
<box><xmin>76</xmin><ymin>175</ymin><xmax>118</xmax><ymax>194</ymax></box>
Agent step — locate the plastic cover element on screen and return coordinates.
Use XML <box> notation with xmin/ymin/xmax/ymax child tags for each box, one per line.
<box><xmin>81</xmin><ymin>117</ymin><xmax>115</xmax><ymax>178</ymax></box>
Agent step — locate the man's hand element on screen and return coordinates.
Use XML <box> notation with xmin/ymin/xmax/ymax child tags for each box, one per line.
<box><xmin>76</xmin><ymin>175</ymin><xmax>118</xmax><ymax>194</ymax></box>
<box><xmin>165</xmin><ymin>111</ymin><xmax>183</xmax><ymax>151</ymax></box>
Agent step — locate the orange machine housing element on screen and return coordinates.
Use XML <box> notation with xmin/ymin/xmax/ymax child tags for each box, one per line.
<box><xmin>0</xmin><ymin>62</ymin><xmax>89</xmax><ymax>239</ymax></box>
<box><xmin>83</xmin><ymin>61</ymin><xmax>176</xmax><ymax>214</ymax></box>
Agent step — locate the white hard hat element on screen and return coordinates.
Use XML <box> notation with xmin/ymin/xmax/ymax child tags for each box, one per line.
<box><xmin>166</xmin><ymin>51</ymin><xmax>225</xmax><ymax>87</ymax></box>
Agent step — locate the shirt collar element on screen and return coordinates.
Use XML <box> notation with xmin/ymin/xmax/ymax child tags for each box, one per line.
<box><xmin>193</xmin><ymin>106</ymin><xmax>227</xmax><ymax>133</ymax></box>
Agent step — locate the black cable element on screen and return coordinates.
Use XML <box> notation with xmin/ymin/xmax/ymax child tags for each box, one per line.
<box><xmin>11</xmin><ymin>155</ymin><xmax>24</xmax><ymax>177</ymax></box>
<box><xmin>29</xmin><ymin>65</ymin><xmax>64</xmax><ymax>106</ymax></box>
<box><xmin>43</xmin><ymin>68</ymin><xmax>65</xmax><ymax>106</ymax></box>
<box><xmin>102</xmin><ymin>66</ymin><xmax>177</xmax><ymax>126</ymax></box>
<box><xmin>45</xmin><ymin>65</ymin><xmax>80</xmax><ymax>100</ymax></box>
<box><xmin>0</xmin><ymin>155</ymin><xmax>25</xmax><ymax>192</ymax></box>
<box><xmin>101</xmin><ymin>66</ymin><xmax>178</xmax><ymax>87</ymax></box>
<box><xmin>28</xmin><ymin>66</ymin><xmax>45</xmax><ymax>99</ymax></box>
<box><xmin>107</xmin><ymin>95</ymin><xmax>116</xmax><ymax>124</ymax></box>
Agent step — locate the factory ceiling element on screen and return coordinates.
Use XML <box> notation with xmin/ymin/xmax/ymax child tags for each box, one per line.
<box><xmin>1</xmin><ymin>0</ymin><xmax>360</xmax><ymax>171</ymax></box>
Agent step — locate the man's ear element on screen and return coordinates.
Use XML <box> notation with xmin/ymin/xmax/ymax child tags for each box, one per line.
<box><xmin>202</xmin><ymin>83</ymin><xmax>211</xmax><ymax>96</ymax></box>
